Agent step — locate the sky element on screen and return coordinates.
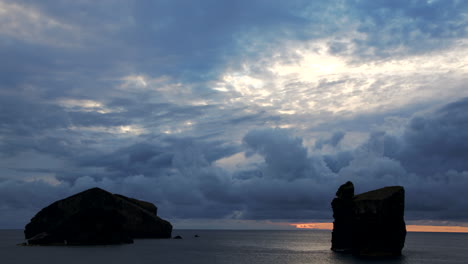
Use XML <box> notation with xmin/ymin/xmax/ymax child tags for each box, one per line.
<box><xmin>0</xmin><ymin>0</ymin><xmax>468</xmax><ymax>230</ymax></box>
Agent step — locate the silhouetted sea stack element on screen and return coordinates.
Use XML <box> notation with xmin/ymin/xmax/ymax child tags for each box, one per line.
<box><xmin>331</xmin><ymin>181</ymin><xmax>406</xmax><ymax>257</ymax></box>
<box><xmin>331</xmin><ymin>181</ymin><xmax>355</xmax><ymax>252</ymax></box>
<box><xmin>24</xmin><ymin>187</ymin><xmax>172</xmax><ymax>245</ymax></box>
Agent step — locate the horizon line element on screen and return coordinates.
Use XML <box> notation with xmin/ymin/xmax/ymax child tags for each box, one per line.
<box><xmin>290</xmin><ymin>222</ymin><xmax>468</xmax><ymax>233</ymax></box>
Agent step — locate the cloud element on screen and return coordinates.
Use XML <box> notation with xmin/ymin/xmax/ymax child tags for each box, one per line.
<box><xmin>243</xmin><ymin>129</ymin><xmax>309</xmax><ymax>180</ymax></box>
<box><xmin>333</xmin><ymin>98</ymin><xmax>468</xmax><ymax>220</ymax></box>
<box><xmin>2</xmin><ymin>98</ymin><xmax>468</xmax><ymax>227</ymax></box>
<box><xmin>396</xmin><ymin>98</ymin><xmax>468</xmax><ymax>175</ymax></box>
<box><xmin>348</xmin><ymin>0</ymin><xmax>468</xmax><ymax>56</ymax></box>
<box><xmin>0</xmin><ymin>0</ymin><xmax>468</xmax><ymax>228</ymax></box>
<box><xmin>314</xmin><ymin>131</ymin><xmax>345</xmax><ymax>149</ymax></box>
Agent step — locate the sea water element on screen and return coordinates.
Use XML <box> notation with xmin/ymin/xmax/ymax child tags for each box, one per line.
<box><xmin>1</xmin><ymin>229</ymin><xmax>467</xmax><ymax>264</ymax></box>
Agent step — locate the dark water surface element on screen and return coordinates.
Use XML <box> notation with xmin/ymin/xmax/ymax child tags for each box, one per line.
<box><xmin>1</xmin><ymin>229</ymin><xmax>467</xmax><ymax>264</ymax></box>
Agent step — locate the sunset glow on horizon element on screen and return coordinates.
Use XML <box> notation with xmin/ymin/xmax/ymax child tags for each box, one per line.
<box><xmin>1</xmin><ymin>0</ymin><xmax>468</xmax><ymax>231</ymax></box>
<box><xmin>291</xmin><ymin>223</ymin><xmax>468</xmax><ymax>233</ymax></box>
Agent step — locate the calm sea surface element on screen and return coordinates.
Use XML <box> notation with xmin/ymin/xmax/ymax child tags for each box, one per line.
<box><xmin>1</xmin><ymin>229</ymin><xmax>467</xmax><ymax>264</ymax></box>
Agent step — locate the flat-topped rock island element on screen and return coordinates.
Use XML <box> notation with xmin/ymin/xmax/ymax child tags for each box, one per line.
<box><xmin>24</xmin><ymin>187</ymin><xmax>172</xmax><ymax>245</ymax></box>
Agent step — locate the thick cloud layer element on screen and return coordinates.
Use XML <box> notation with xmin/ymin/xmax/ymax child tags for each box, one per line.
<box><xmin>0</xmin><ymin>0</ymin><xmax>467</xmax><ymax>228</ymax></box>
<box><xmin>2</xmin><ymin>98</ymin><xmax>468</xmax><ymax>227</ymax></box>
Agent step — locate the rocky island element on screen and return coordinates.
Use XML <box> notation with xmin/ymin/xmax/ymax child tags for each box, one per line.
<box><xmin>331</xmin><ymin>181</ymin><xmax>406</xmax><ymax>257</ymax></box>
<box><xmin>24</xmin><ymin>187</ymin><xmax>172</xmax><ymax>245</ymax></box>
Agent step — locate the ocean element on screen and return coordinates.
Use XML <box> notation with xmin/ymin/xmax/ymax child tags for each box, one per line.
<box><xmin>1</xmin><ymin>229</ymin><xmax>467</xmax><ymax>264</ymax></box>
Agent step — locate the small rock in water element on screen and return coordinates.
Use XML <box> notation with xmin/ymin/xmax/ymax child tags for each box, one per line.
<box><xmin>173</xmin><ymin>235</ymin><xmax>183</xmax><ymax>239</ymax></box>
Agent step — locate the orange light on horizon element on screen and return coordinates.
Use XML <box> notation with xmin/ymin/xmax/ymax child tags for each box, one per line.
<box><xmin>292</xmin><ymin>223</ymin><xmax>333</xmax><ymax>230</ymax></box>
<box><xmin>406</xmin><ymin>225</ymin><xmax>468</xmax><ymax>233</ymax></box>
<box><xmin>290</xmin><ymin>222</ymin><xmax>468</xmax><ymax>233</ymax></box>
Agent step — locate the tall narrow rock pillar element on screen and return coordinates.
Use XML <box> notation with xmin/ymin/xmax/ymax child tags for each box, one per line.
<box><xmin>331</xmin><ymin>181</ymin><xmax>354</xmax><ymax>252</ymax></box>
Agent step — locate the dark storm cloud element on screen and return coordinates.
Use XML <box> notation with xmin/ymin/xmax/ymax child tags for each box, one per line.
<box><xmin>0</xmin><ymin>37</ymin><xmax>125</xmax><ymax>101</ymax></box>
<box><xmin>68</xmin><ymin>137</ymin><xmax>240</xmax><ymax>181</ymax></box>
<box><xmin>397</xmin><ymin>98</ymin><xmax>468</xmax><ymax>175</ymax></box>
<box><xmin>314</xmin><ymin>131</ymin><xmax>345</xmax><ymax>149</ymax></box>
<box><xmin>0</xmin><ymin>179</ymin><xmax>67</xmax><ymax>209</ymax></box>
<box><xmin>0</xmin><ymin>0</ymin><xmax>467</xmax><ymax>228</ymax></box>
<box><xmin>0</xmin><ymin>93</ymin><xmax>127</xmax><ymax>157</ymax></box>
<box><xmin>71</xmin><ymin>143</ymin><xmax>173</xmax><ymax>181</ymax></box>
<box><xmin>0</xmin><ymin>94</ymin><xmax>76</xmax><ymax>158</ymax></box>
<box><xmin>221</xmin><ymin>97</ymin><xmax>468</xmax><ymax>221</ymax></box>
<box><xmin>323</xmin><ymin>151</ymin><xmax>354</xmax><ymax>174</ymax></box>
<box><xmin>0</xmin><ymin>95</ymin><xmax>69</xmax><ymax>135</ymax></box>
<box><xmin>243</xmin><ymin>129</ymin><xmax>326</xmax><ymax>181</ymax></box>
<box><xmin>2</xmin><ymin>97</ymin><xmax>468</xmax><ymax>227</ymax></box>
<box><xmin>335</xmin><ymin>98</ymin><xmax>468</xmax><ymax>220</ymax></box>
<box><xmin>235</xmin><ymin>177</ymin><xmax>336</xmax><ymax>220</ymax></box>
<box><xmin>330</xmin><ymin>97</ymin><xmax>468</xmax><ymax>180</ymax></box>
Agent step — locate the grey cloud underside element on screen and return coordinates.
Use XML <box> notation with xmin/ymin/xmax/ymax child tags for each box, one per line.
<box><xmin>0</xmin><ymin>0</ymin><xmax>468</xmax><ymax>227</ymax></box>
<box><xmin>314</xmin><ymin>131</ymin><xmax>345</xmax><ymax>150</ymax></box>
<box><xmin>2</xmin><ymin>98</ymin><xmax>468</xmax><ymax>225</ymax></box>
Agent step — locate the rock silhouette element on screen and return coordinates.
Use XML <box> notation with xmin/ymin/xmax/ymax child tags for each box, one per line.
<box><xmin>331</xmin><ymin>181</ymin><xmax>355</xmax><ymax>252</ymax></box>
<box><xmin>24</xmin><ymin>187</ymin><xmax>172</xmax><ymax>245</ymax></box>
<box><xmin>331</xmin><ymin>181</ymin><xmax>406</xmax><ymax>257</ymax></box>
